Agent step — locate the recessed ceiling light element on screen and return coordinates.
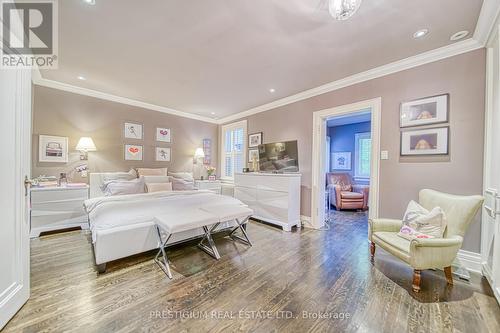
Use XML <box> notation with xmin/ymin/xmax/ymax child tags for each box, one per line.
<box><xmin>210</xmin><ymin>112</ymin><xmax>216</xmax><ymax>115</ymax></box>
<box><xmin>450</xmin><ymin>30</ymin><xmax>469</xmax><ymax>41</ymax></box>
<box><xmin>83</xmin><ymin>0</ymin><xmax>95</xmax><ymax>5</ymax></box>
<box><xmin>77</xmin><ymin>76</ymin><xmax>86</xmax><ymax>80</ymax></box>
<box><xmin>413</xmin><ymin>29</ymin><xmax>429</xmax><ymax>39</ymax></box>
<box><xmin>269</xmin><ymin>88</ymin><xmax>276</xmax><ymax>93</ymax></box>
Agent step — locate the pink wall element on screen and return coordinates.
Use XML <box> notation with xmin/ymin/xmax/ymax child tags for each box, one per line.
<box><xmin>228</xmin><ymin>49</ymin><xmax>486</xmax><ymax>252</ymax></box>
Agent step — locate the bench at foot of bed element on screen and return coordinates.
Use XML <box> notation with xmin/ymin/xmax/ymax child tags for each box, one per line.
<box><xmin>154</xmin><ymin>205</ymin><xmax>253</xmax><ymax>279</ymax></box>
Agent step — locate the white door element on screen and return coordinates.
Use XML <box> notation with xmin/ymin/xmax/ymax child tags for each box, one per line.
<box><xmin>481</xmin><ymin>26</ymin><xmax>500</xmax><ymax>304</ymax></box>
<box><xmin>0</xmin><ymin>67</ymin><xmax>32</xmax><ymax>329</ymax></box>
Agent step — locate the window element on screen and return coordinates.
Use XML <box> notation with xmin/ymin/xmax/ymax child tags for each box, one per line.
<box><xmin>355</xmin><ymin>132</ymin><xmax>371</xmax><ymax>179</ymax></box>
<box><xmin>220</xmin><ymin>120</ymin><xmax>247</xmax><ymax>180</ymax></box>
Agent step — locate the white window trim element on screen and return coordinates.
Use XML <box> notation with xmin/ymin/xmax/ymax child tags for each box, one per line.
<box><xmin>354</xmin><ymin>132</ymin><xmax>371</xmax><ymax>180</ymax></box>
<box><xmin>219</xmin><ymin>120</ymin><xmax>247</xmax><ymax>182</ymax></box>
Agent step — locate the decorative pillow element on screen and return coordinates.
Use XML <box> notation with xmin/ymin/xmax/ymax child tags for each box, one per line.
<box><xmin>146</xmin><ymin>182</ymin><xmax>172</xmax><ymax>193</ymax></box>
<box><xmin>171</xmin><ymin>177</ymin><xmax>195</xmax><ymax>191</ymax></box>
<box><xmin>102</xmin><ymin>169</ymin><xmax>137</xmax><ymax>182</ymax></box>
<box><xmin>137</xmin><ymin>168</ymin><xmax>168</xmax><ymax>177</ymax></box>
<box><xmin>143</xmin><ymin>175</ymin><xmax>171</xmax><ymax>185</ymax></box>
<box><xmin>398</xmin><ymin>200</ymin><xmax>447</xmax><ymax>241</ymax></box>
<box><xmin>169</xmin><ymin>172</ymin><xmax>194</xmax><ymax>182</ymax></box>
<box><xmin>103</xmin><ymin>176</ymin><xmax>146</xmax><ymax>196</ymax></box>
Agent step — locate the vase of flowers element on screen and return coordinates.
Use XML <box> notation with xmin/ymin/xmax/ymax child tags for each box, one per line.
<box><xmin>205</xmin><ymin>166</ymin><xmax>216</xmax><ymax>180</ymax></box>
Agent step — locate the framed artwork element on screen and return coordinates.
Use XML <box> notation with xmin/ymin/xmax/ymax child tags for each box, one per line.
<box><xmin>203</xmin><ymin>138</ymin><xmax>211</xmax><ymax>165</ymax></box>
<box><xmin>400</xmin><ymin>127</ymin><xmax>449</xmax><ymax>156</ymax></box>
<box><xmin>248</xmin><ymin>149</ymin><xmax>259</xmax><ymax>162</ymax></box>
<box><xmin>332</xmin><ymin>152</ymin><xmax>351</xmax><ymax>170</ymax></box>
<box><xmin>155</xmin><ymin>147</ymin><xmax>171</xmax><ymax>162</ymax></box>
<box><xmin>248</xmin><ymin>132</ymin><xmax>263</xmax><ymax>147</ymax></box>
<box><xmin>124</xmin><ymin>144</ymin><xmax>143</xmax><ymax>161</ymax></box>
<box><xmin>156</xmin><ymin>127</ymin><xmax>171</xmax><ymax>142</ymax></box>
<box><xmin>39</xmin><ymin>135</ymin><xmax>68</xmax><ymax>163</ymax></box>
<box><xmin>124</xmin><ymin>122</ymin><xmax>143</xmax><ymax>139</ymax></box>
<box><xmin>400</xmin><ymin>94</ymin><xmax>449</xmax><ymax>128</ymax></box>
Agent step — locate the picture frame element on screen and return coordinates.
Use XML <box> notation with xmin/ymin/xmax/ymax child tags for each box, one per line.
<box><xmin>400</xmin><ymin>94</ymin><xmax>449</xmax><ymax>128</ymax></box>
<box><xmin>248</xmin><ymin>132</ymin><xmax>263</xmax><ymax>147</ymax></box>
<box><xmin>156</xmin><ymin>127</ymin><xmax>171</xmax><ymax>143</ymax></box>
<box><xmin>38</xmin><ymin>135</ymin><xmax>68</xmax><ymax>163</ymax></box>
<box><xmin>124</xmin><ymin>122</ymin><xmax>143</xmax><ymax>139</ymax></box>
<box><xmin>124</xmin><ymin>144</ymin><xmax>143</xmax><ymax>161</ymax></box>
<box><xmin>155</xmin><ymin>147</ymin><xmax>171</xmax><ymax>162</ymax></box>
<box><xmin>332</xmin><ymin>152</ymin><xmax>351</xmax><ymax>170</ymax></box>
<box><xmin>248</xmin><ymin>148</ymin><xmax>259</xmax><ymax>162</ymax></box>
<box><xmin>203</xmin><ymin>138</ymin><xmax>211</xmax><ymax>165</ymax></box>
<box><xmin>400</xmin><ymin>127</ymin><xmax>449</xmax><ymax>156</ymax></box>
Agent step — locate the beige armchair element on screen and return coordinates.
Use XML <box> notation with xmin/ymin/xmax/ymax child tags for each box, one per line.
<box><xmin>369</xmin><ymin>189</ymin><xmax>483</xmax><ymax>292</ymax></box>
<box><xmin>326</xmin><ymin>173</ymin><xmax>369</xmax><ymax>210</ymax></box>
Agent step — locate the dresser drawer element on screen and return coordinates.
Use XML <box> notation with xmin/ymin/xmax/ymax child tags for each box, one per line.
<box><xmin>31</xmin><ymin>188</ymin><xmax>88</xmax><ymax>203</ymax></box>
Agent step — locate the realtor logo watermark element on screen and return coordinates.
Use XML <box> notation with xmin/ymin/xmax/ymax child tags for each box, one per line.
<box><xmin>1</xmin><ymin>0</ymin><xmax>58</xmax><ymax>68</ymax></box>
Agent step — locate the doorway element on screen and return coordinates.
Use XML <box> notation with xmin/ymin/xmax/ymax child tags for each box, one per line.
<box><xmin>311</xmin><ymin>98</ymin><xmax>381</xmax><ymax>229</ymax></box>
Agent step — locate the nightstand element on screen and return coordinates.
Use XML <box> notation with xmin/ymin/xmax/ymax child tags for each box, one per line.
<box><xmin>194</xmin><ymin>180</ymin><xmax>222</xmax><ymax>194</ymax></box>
<box><xmin>30</xmin><ymin>186</ymin><xmax>89</xmax><ymax>238</ymax></box>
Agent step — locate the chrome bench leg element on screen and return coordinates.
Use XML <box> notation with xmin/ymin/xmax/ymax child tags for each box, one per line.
<box><xmin>154</xmin><ymin>224</ymin><xmax>173</xmax><ymax>279</ymax></box>
<box><xmin>198</xmin><ymin>223</ymin><xmax>221</xmax><ymax>260</ymax></box>
<box><xmin>229</xmin><ymin>216</ymin><xmax>252</xmax><ymax>246</ymax></box>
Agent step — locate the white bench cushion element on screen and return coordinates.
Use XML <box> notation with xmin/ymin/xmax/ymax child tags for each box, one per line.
<box><xmin>154</xmin><ymin>210</ymin><xmax>217</xmax><ymax>234</ymax></box>
<box><xmin>200</xmin><ymin>205</ymin><xmax>253</xmax><ymax>222</ymax></box>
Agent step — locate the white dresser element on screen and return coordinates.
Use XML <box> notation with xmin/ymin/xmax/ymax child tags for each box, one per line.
<box><xmin>30</xmin><ymin>186</ymin><xmax>89</xmax><ymax>238</ymax></box>
<box><xmin>234</xmin><ymin>173</ymin><xmax>301</xmax><ymax>231</ymax></box>
<box><xmin>194</xmin><ymin>180</ymin><xmax>222</xmax><ymax>194</ymax></box>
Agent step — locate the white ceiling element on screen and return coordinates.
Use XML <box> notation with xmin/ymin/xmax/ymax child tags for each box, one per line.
<box><xmin>40</xmin><ymin>0</ymin><xmax>484</xmax><ymax>119</ymax></box>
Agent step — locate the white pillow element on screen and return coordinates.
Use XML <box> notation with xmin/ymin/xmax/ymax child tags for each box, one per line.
<box><xmin>171</xmin><ymin>177</ymin><xmax>195</xmax><ymax>191</ymax></box>
<box><xmin>143</xmin><ymin>175</ymin><xmax>171</xmax><ymax>185</ymax></box>
<box><xmin>103</xmin><ymin>176</ymin><xmax>145</xmax><ymax>196</ymax></box>
<box><xmin>146</xmin><ymin>182</ymin><xmax>172</xmax><ymax>193</ymax></box>
<box><xmin>169</xmin><ymin>172</ymin><xmax>194</xmax><ymax>182</ymax></box>
<box><xmin>137</xmin><ymin>168</ymin><xmax>168</xmax><ymax>177</ymax></box>
<box><xmin>398</xmin><ymin>200</ymin><xmax>447</xmax><ymax>241</ymax></box>
<box><xmin>102</xmin><ymin>169</ymin><xmax>137</xmax><ymax>182</ymax></box>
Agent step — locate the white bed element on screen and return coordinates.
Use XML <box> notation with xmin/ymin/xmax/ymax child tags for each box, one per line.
<box><xmin>86</xmin><ymin>173</ymin><xmax>243</xmax><ymax>272</ymax></box>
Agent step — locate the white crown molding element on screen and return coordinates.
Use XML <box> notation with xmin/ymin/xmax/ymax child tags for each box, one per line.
<box><xmin>474</xmin><ymin>0</ymin><xmax>500</xmax><ymax>46</ymax></box>
<box><xmin>218</xmin><ymin>38</ymin><xmax>483</xmax><ymax>124</ymax></box>
<box><xmin>32</xmin><ymin>77</ymin><xmax>218</xmax><ymax>124</ymax></box>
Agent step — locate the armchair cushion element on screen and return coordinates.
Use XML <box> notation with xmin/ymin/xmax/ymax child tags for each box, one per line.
<box><xmin>340</xmin><ymin>191</ymin><xmax>364</xmax><ymax>200</ymax></box>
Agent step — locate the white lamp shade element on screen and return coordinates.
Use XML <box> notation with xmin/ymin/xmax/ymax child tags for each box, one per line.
<box><xmin>76</xmin><ymin>137</ymin><xmax>97</xmax><ymax>151</ymax></box>
<box><xmin>194</xmin><ymin>147</ymin><xmax>205</xmax><ymax>158</ymax></box>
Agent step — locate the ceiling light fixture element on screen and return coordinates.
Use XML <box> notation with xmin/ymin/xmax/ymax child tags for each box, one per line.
<box><xmin>413</xmin><ymin>29</ymin><xmax>429</xmax><ymax>39</ymax></box>
<box><xmin>83</xmin><ymin>0</ymin><xmax>95</xmax><ymax>5</ymax></box>
<box><xmin>329</xmin><ymin>0</ymin><xmax>363</xmax><ymax>21</ymax></box>
<box><xmin>77</xmin><ymin>76</ymin><xmax>86</xmax><ymax>80</ymax></box>
<box><xmin>450</xmin><ymin>30</ymin><xmax>469</xmax><ymax>41</ymax></box>
<box><xmin>269</xmin><ymin>88</ymin><xmax>276</xmax><ymax>93</ymax></box>
<box><xmin>210</xmin><ymin>112</ymin><xmax>216</xmax><ymax>115</ymax></box>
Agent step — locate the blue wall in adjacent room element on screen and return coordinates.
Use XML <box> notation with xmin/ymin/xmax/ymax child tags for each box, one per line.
<box><xmin>328</xmin><ymin>121</ymin><xmax>371</xmax><ymax>184</ymax></box>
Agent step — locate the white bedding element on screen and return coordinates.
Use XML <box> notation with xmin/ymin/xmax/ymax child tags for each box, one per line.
<box><xmin>84</xmin><ymin>190</ymin><xmax>246</xmax><ymax>242</ymax></box>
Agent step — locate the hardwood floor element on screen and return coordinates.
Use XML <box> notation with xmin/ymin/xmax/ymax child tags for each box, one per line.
<box><xmin>4</xmin><ymin>211</ymin><xmax>500</xmax><ymax>332</ymax></box>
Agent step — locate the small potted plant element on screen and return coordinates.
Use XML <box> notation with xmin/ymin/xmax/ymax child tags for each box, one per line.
<box><xmin>205</xmin><ymin>166</ymin><xmax>216</xmax><ymax>181</ymax></box>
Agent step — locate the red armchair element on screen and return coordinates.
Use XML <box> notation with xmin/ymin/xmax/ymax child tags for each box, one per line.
<box><xmin>326</xmin><ymin>173</ymin><xmax>369</xmax><ymax>211</ymax></box>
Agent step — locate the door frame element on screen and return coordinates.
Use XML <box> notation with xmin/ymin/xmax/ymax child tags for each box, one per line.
<box><xmin>310</xmin><ymin>97</ymin><xmax>382</xmax><ymax>229</ymax></box>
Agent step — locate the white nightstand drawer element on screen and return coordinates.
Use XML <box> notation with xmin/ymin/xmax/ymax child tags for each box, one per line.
<box><xmin>31</xmin><ymin>188</ymin><xmax>88</xmax><ymax>203</ymax></box>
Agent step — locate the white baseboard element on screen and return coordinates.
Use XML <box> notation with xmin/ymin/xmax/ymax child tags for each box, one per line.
<box><xmin>300</xmin><ymin>215</ymin><xmax>313</xmax><ymax>229</ymax></box>
<box><xmin>457</xmin><ymin>250</ymin><xmax>482</xmax><ymax>275</ymax></box>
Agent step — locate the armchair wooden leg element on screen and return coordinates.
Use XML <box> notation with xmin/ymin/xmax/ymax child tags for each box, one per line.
<box><xmin>370</xmin><ymin>241</ymin><xmax>376</xmax><ymax>258</ymax></box>
<box><xmin>412</xmin><ymin>269</ymin><xmax>421</xmax><ymax>293</ymax></box>
<box><xmin>444</xmin><ymin>266</ymin><xmax>453</xmax><ymax>285</ymax></box>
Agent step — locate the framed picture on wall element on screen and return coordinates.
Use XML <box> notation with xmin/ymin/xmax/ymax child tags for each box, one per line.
<box><xmin>332</xmin><ymin>152</ymin><xmax>351</xmax><ymax>170</ymax></box>
<box><xmin>248</xmin><ymin>149</ymin><xmax>259</xmax><ymax>162</ymax></box>
<box><xmin>39</xmin><ymin>135</ymin><xmax>68</xmax><ymax>163</ymax></box>
<box><xmin>124</xmin><ymin>122</ymin><xmax>143</xmax><ymax>139</ymax></box>
<box><xmin>248</xmin><ymin>132</ymin><xmax>263</xmax><ymax>147</ymax></box>
<box><xmin>400</xmin><ymin>127</ymin><xmax>449</xmax><ymax>156</ymax></box>
<box><xmin>156</xmin><ymin>127</ymin><xmax>171</xmax><ymax>142</ymax></box>
<box><xmin>155</xmin><ymin>147</ymin><xmax>171</xmax><ymax>162</ymax></box>
<box><xmin>124</xmin><ymin>144</ymin><xmax>143</xmax><ymax>161</ymax></box>
<box><xmin>400</xmin><ymin>94</ymin><xmax>449</xmax><ymax>128</ymax></box>
<box><xmin>203</xmin><ymin>138</ymin><xmax>211</xmax><ymax>165</ymax></box>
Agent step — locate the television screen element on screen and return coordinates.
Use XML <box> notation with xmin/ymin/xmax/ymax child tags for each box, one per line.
<box><xmin>258</xmin><ymin>140</ymin><xmax>299</xmax><ymax>173</ymax></box>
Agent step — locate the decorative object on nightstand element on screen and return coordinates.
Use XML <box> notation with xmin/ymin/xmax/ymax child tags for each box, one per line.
<box><xmin>30</xmin><ymin>184</ymin><xmax>90</xmax><ymax>238</ymax></box>
<box><xmin>76</xmin><ymin>137</ymin><xmax>97</xmax><ymax>160</ymax></box>
<box><xmin>194</xmin><ymin>179</ymin><xmax>222</xmax><ymax>194</ymax></box>
<box><xmin>205</xmin><ymin>166</ymin><xmax>216</xmax><ymax>181</ymax></box>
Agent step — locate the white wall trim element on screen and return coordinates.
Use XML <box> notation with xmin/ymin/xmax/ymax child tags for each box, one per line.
<box><xmin>457</xmin><ymin>250</ymin><xmax>482</xmax><ymax>274</ymax></box>
<box><xmin>310</xmin><ymin>98</ymin><xmax>381</xmax><ymax>229</ymax></box>
<box><xmin>300</xmin><ymin>215</ymin><xmax>313</xmax><ymax>229</ymax></box>
<box><xmin>218</xmin><ymin>38</ymin><xmax>482</xmax><ymax>124</ymax></box>
<box><xmin>474</xmin><ymin>0</ymin><xmax>500</xmax><ymax>45</ymax></box>
<box><xmin>32</xmin><ymin>77</ymin><xmax>218</xmax><ymax>124</ymax></box>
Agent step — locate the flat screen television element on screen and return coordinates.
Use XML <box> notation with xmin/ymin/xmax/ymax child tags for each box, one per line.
<box><xmin>258</xmin><ymin>140</ymin><xmax>299</xmax><ymax>173</ymax></box>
